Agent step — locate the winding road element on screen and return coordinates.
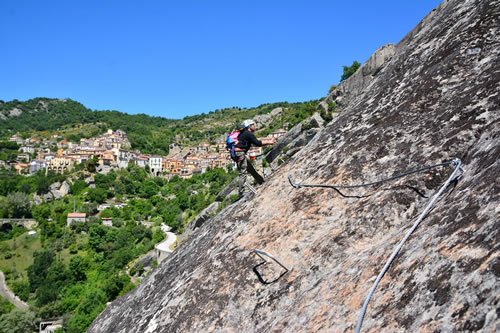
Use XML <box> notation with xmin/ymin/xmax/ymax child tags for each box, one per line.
<box><xmin>0</xmin><ymin>270</ymin><xmax>28</xmax><ymax>309</ymax></box>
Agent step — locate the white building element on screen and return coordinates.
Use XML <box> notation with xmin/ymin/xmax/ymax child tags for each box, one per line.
<box><xmin>20</xmin><ymin>145</ymin><xmax>35</xmax><ymax>154</ymax></box>
<box><xmin>155</xmin><ymin>240</ymin><xmax>173</xmax><ymax>264</ymax></box>
<box><xmin>67</xmin><ymin>213</ymin><xmax>86</xmax><ymax>227</ymax></box>
<box><xmin>149</xmin><ymin>155</ymin><xmax>164</xmax><ymax>176</ymax></box>
<box><xmin>29</xmin><ymin>160</ymin><xmax>47</xmax><ymax>174</ymax></box>
<box><xmin>113</xmin><ymin>148</ymin><xmax>137</xmax><ymax>169</ymax></box>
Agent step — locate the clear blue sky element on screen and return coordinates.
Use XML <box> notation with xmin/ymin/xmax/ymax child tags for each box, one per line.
<box><xmin>1</xmin><ymin>0</ymin><xmax>442</xmax><ymax>119</ymax></box>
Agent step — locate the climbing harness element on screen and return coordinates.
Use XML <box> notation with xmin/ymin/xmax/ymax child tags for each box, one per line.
<box><xmin>286</xmin><ymin>132</ymin><xmax>464</xmax><ymax>332</ymax></box>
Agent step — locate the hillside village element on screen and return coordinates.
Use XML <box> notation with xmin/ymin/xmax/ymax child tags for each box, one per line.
<box><xmin>2</xmin><ymin>127</ymin><xmax>287</xmax><ymax>178</ymax></box>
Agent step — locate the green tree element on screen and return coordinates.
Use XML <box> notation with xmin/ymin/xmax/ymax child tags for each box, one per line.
<box><xmin>102</xmin><ymin>274</ymin><xmax>130</xmax><ymax>301</ymax></box>
<box><xmin>340</xmin><ymin>60</ymin><xmax>361</xmax><ymax>82</ymax></box>
<box><xmin>70</xmin><ymin>179</ymin><xmax>86</xmax><ymax>195</ymax></box>
<box><xmin>0</xmin><ymin>295</ymin><xmax>14</xmax><ymax>316</ymax></box>
<box><xmin>86</xmin><ymin>157</ymin><xmax>99</xmax><ymax>173</ymax></box>
<box><xmin>69</xmin><ymin>255</ymin><xmax>88</xmax><ymax>281</ymax></box>
<box><xmin>27</xmin><ymin>249</ymin><xmax>55</xmax><ymax>292</ymax></box>
<box><xmin>32</xmin><ymin>204</ymin><xmax>51</xmax><ymax>222</ymax></box>
<box><xmin>6</xmin><ymin>192</ymin><xmax>31</xmax><ymax>218</ymax></box>
<box><xmin>0</xmin><ymin>308</ymin><xmax>36</xmax><ymax>333</ymax></box>
<box><xmin>11</xmin><ymin>279</ymin><xmax>29</xmax><ymax>302</ymax></box>
<box><xmin>140</xmin><ymin>179</ymin><xmax>159</xmax><ymax>198</ymax></box>
<box><xmin>66</xmin><ymin>288</ymin><xmax>107</xmax><ymax>333</ymax></box>
<box><xmin>87</xmin><ymin>188</ymin><xmax>107</xmax><ymax>204</ymax></box>
<box><xmin>36</xmin><ymin>175</ymin><xmax>50</xmax><ymax>194</ymax></box>
<box><xmin>88</xmin><ymin>223</ymin><xmax>108</xmax><ymax>252</ymax></box>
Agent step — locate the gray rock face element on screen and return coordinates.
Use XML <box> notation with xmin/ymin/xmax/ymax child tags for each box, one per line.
<box><xmin>265</xmin><ymin>112</ymin><xmax>324</xmax><ymax>166</ymax></box>
<box><xmin>215</xmin><ymin>178</ymin><xmax>238</xmax><ymax>202</ymax></box>
<box><xmin>192</xmin><ymin>201</ymin><xmax>220</xmax><ymax>230</ymax></box>
<box><xmin>42</xmin><ymin>192</ymin><xmax>53</xmax><ymax>202</ymax></box>
<box><xmin>59</xmin><ymin>181</ymin><xmax>70</xmax><ymax>196</ymax></box>
<box><xmin>49</xmin><ymin>182</ymin><xmax>61</xmax><ymax>191</ymax></box>
<box><xmin>88</xmin><ymin>1</ymin><xmax>500</xmax><ymax>332</ymax></box>
<box><xmin>330</xmin><ymin>43</ymin><xmax>396</xmax><ymax>107</ymax></box>
<box><xmin>181</xmin><ymin>202</ymin><xmax>222</xmax><ymax>242</ymax></box>
<box><xmin>50</xmin><ymin>189</ymin><xmax>62</xmax><ymax>200</ymax></box>
<box><xmin>134</xmin><ymin>252</ymin><xmax>156</xmax><ymax>271</ymax></box>
<box><xmin>33</xmin><ymin>194</ymin><xmax>42</xmax><ymax>205</ymax></box>
<box><xmin>254</xmin><ymin>107</ymin><xmax>283</xmax><ymax>128</ymax></box>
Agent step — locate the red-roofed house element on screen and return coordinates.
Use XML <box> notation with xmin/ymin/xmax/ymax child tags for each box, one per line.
<box><xmin>67</xmin><ymin>213</ymin><xmax>86</xmax><ymax>227</ymax></box>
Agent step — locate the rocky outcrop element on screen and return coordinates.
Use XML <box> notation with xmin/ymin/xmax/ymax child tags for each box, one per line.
<box><xmin>265</xmin><ymin>112</ymin><xmax>326</xmax><ymax>166</ymax></box>
<box><xmin>32</xmin><ymin>180</ymin><xmax>73</xmax><ymax>204</ymax></box>
<box><xmin>134</xmin><ymin>252</ymin><xmax>156</xmax><ymax>272</ymax></box>
<box><xmin>88</xmin><ymin>1</ymin><xmax>500</xmax><ymax>332</ymax></box>
<box><xmin>253</xmin><ymin>107</ymin><xmax>283</xmax><ymax>128</ymax></box>
<box><xmin>59</xmin><ymin>181</ymin><xmax>71</xmax><ymax>197</ymax></box>
<box><xmin>325</xmin><ymin>43</ymin><xmax>396</xmax><ymax>108</ymax></box>
<box><xmin>215</xmin><ymin>178</ymin><xmax>238</xmax><ymax>202</ymax></box>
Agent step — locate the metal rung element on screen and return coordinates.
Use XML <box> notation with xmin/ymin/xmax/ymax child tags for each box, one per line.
<box><xmin>252</xmin><ymin>249</ymin><xmax>290</xmax><ymax>272</ymax></box>
<box><xmin>245</xmin><ymin>183</ymin><xmax>257</xmax><ymax>194</ymax></box>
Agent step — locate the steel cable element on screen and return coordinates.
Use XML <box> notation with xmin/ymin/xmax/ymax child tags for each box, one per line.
<box><xmin>285</xmin><ymin>131</ymin><xmax>464</xmax><ymax>332</ymax></box>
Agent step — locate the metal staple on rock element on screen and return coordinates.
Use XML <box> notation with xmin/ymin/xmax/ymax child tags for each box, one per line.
<box><xmin>286</xmin><ymin>132</ymin><xmax>464</xmax><ymax>332</ymax></box>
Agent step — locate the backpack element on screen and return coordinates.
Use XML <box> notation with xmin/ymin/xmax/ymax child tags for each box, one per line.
<box><xmin>226</xmin><ymin>125</ymin><xmax>244</xmax><ymax>161</ymax></box>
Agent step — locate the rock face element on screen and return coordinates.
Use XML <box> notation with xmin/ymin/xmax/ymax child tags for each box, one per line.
<box><xmin>88</xmin><ymin>1</ymin><xmax>499</xmax><ymax>332</ymax></box>
<box><xmin>326</xmin><ymin>43</ymin><xmax>396</xmax><ymax>108</ymax></box>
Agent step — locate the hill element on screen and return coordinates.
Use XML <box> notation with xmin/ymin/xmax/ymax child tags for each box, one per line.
<box><xmin>0</xmin><ymin>98</ymin><xmax>323</xmax><ymax>155</ymax></box>
<box><xmin>87</xmin><ymin>0</ymin><xmax>500</xmax><ymax>332</ymax></box>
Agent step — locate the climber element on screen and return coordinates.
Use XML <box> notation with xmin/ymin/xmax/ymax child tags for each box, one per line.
<box><xmin>234</xmin><ymin>119</ymin><xmax>276</xmax><ymax>200</ymax></box>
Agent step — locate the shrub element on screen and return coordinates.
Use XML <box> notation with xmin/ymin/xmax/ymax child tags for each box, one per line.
<box><xmin>69</xmin><ymin>244</ymin><xmax>78</xmax><ymax>254</ymax></box>
<box><xmin>320</xmin><ymin>110</ymin><xmax>333</xmax><ymax>123</ymax></box>
<box><xmin>340</xmin><ymin>60</ymin><xmax>361</xmax><ymax>82</ymax></box>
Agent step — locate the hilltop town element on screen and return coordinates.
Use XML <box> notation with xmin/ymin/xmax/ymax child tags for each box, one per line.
<box><xmin>2</xmin><ymin>127</ymin><xmax>287</xmax><ymax>178</ymax></box>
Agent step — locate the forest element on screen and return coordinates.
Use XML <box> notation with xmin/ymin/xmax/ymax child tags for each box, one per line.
<box><xmin>0</xmin><ymin>161</ymin><xmax>237</xmax><ymax>333</ymax></box>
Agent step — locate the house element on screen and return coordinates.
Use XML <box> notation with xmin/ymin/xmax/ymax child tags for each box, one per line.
<box><xmin>155</xmin><ymin>240</ymin><xmax>173</xmax><ymax>264</ymax></box>
<box><xmin>247</xmin><ymin>146</ymin><xmax>263</xmax><ymax>158</ymax></box>
<box><xmin>97</xmin><ymin>202</ymin><xmax>128</xmax><ymax>211</ymax></box>
<box><xmin>164</xmin><ymin>158</ymin><xmax>183</xmax><ymax>173</ymax></box>
<box><xmin>15</xmin><ymin>163</ymin><xmax>29</xmax><ymax>174</ymax></box>
<box><xmin>40</xmin><ymin>319</ymin><xmax>63</xmax><ymax>333</ymax></box>
<box><xmin>17</xmin><ymin>153</ymin><xmax>31</xmax><ymax>162</ymax></box>
<box><xmin>20</xmin><ymin>145</ymin><xmax>35</xmax><ymax>154</ymax></box>
<box><xmin>9</xmin><ymin>134</ymin><xmax>23</xmax><ymax>145</ymax></box>
<box><xmin>179</xmin><ymin>169</ymin><xmax>193</xmax><ymax>179</ymax></box>
<box><xmin>113</xmin><ymin>148</ymin><xmax>136</xmax><ymax>168</ymax></box>
<box><xmin>47</xmin><ymin>157</ymin><xmax>74</xmax><ymax>174</ymax></box>
<box><xmin>98</xmin><ymin>151</ymin><xmax>115</xmax><ymax>166</ymax></box>
<box><xmin>40</xmin><ymin>153</ymin><xmax>56</xmax><ymax>161</ymax></box>
<box><xmin>184</xmin><ymin>156</ymin><xmax>201</xmax><ymax>171</ymax></box>
<box><xmin>134</xmin><ymin>156</ymin><xmax>149</xmax><ymax>168</ymax></box>
<box><xmin>101</xmin><ymin>217</ymin><xmax>113</xmax><ymax>227</ymax></box>
<box><xmin>57</xmin><ymin>140</ymin><xmax>69</xmax><ymax>149</ymax></box>
<box><xmin>30</xmin><ymin>160</ymin><xmax>47</xmax><ymax>174</ymax></box>
<box><xmin>149</xmin><ymin>155</ymin><xmax>164</xmax><ymax>176</ymax></box>
<box><xmin>67</xmin><ymin>213</ymin><xmax>86</xmax><ymax>227</ymax></box>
